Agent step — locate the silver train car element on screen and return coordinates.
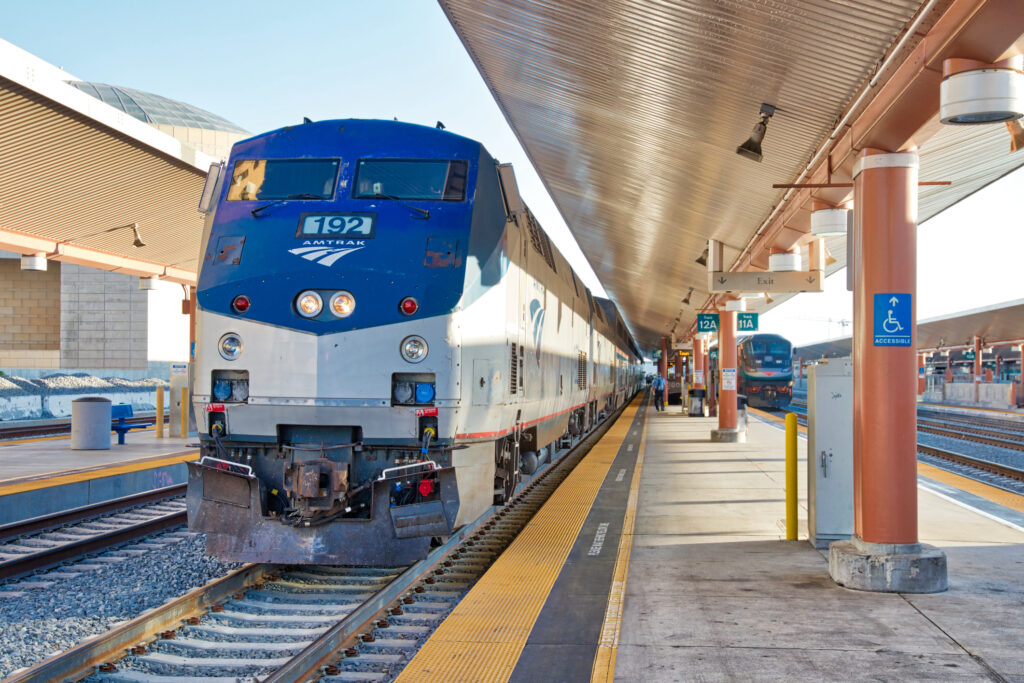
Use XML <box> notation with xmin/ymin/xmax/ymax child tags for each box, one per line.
<box><xmin>187</xmin><ymin>119</ymin><xmax>642</xmax><ymax>565</ymax></box>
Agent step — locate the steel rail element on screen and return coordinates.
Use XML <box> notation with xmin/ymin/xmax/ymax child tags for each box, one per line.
<box><xmin>4</xmin><ymin>564</ymin><xmax>272</xmax><ymax>683</ymax></box>
<box><xmin>917</xmin><ymin>424</ymin><xmax>1024</xmax><ymax>452</ymax></box>
<box><xmin>917</xmin><ymin>444</ymin><xmax>1024</xmax><ymax>484</ymax></box>
<box><xmin>0</xmin><ymin>415</ymin><xmax>157</xmax><ymax>440</ymax></box>
<box><xmin>0</xmin><ymin>507</ymin><xmax>187</xmax><ymax>581</ymax></box>
<box><xmin>0</xmin><ymin>484</ymin><xmax>185</xmax><ymax>543</ymax></box>
<box><xmin>264</xmin><ymin>397</ymin><xmax>628</xmax><ymax>683</ymax></box>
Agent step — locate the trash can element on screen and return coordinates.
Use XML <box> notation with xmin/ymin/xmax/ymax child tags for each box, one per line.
<box><xmin>737</xmin><ymin>394</ymin><xmax>748</xmax><ymax>430</ymax></box>
<box><xmin>71</xmin><ymin>397</ymin><xmax>112</xmax><ymax>450</ymax></box>
<box><xmin>687</xmin><ymin>388</ymin><xmax>706</xmax><ymax>417</ymax></box>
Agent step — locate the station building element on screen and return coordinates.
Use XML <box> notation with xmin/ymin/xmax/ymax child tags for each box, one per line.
<box><xmin>0</xmin><ymin>43</ymin><xmax>246</xmax><ymax>374</ymax></box>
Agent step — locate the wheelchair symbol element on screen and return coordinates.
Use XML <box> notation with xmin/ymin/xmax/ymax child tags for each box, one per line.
<box><xmin>882</xmin><ymin>309</ymin><xmax>903</xmax><ymax>334</ymax></box>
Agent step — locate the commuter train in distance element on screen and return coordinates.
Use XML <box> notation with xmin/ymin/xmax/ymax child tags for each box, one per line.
<box><xmin>736</xmin><ymin>333</ymin><xmax>794</xmax><ymax>409</ymax></box>
<box><xmin>187</xmin><ymin>118</ymin><xmax>643</xmax><ymax>566</ymax></box>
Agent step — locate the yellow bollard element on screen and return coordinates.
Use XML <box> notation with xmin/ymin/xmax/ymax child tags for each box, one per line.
<box><xmin>155</xmin><ymin>387</ymin><xmax>164</xmax><ymax>438</ymax></box>
<box><xmin>785</xmin><ymin>412</ymin><xmax>798</xmax><ymax>540</ymax></box>
<box><xmin>180</xmin><ymin>387</ymin><xmax>189</xmax><ymax>438</ymax></box>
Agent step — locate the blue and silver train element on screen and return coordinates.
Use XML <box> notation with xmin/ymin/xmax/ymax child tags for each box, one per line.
<box><xmin>187</xmin><ymin>119</ymin><xmax>642</xmax><ymax>565</ymax></box>
<box><xmin>737</xmin><ymin>333</ymin><xmax>794</xmax><ymax>409</ymax></box>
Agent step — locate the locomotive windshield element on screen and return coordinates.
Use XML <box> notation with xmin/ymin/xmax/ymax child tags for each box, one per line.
<box><xmin>226</xmin><ymin>159</ymin><xmax>339</xmax><ymax>201</ymax></box>
<box><xmin>353</xmin><ymin>159</ymin><xmax>468</xmax><ymax>201</ymax></box>
<box><xmin>747</xmin><ymin>339</ymin><xmax>792</xmax><ymax>368</ymax></box>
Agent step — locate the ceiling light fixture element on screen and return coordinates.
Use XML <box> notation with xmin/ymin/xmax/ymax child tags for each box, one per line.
<box><xmin>695</xmin><ymin>248</ymin><xmax>708</xmax><ymax>267</ymax></box>
<box><xmin>682</xmin><ymin>287</ymin><xmax>693</xmax><ymax>305</ymax></box>
<box><xmin>940</xmin><ymin>56</ymin><xmax>1024</xmax><ymax>125</ymax></box>
<box><xmin>736</xmin><ymin>103</ymin><xmax>777</xmax><ymax>162</ymax></box>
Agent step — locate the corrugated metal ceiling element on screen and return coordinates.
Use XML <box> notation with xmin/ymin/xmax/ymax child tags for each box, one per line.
<box><xmin>439</xmin><ymin>0</ymin><xmax>1024</xmax><ymax>349</ymax></box>
<box><xmin>0</xmin><ymin>77</ymin><xmax>206</xmax><ymax>276</ymax></box>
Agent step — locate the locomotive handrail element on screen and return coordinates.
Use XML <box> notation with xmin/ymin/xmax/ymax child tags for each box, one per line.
<box><xmin>198</xmin><ymin>456</ymin><xmax>254</xmax><ymax>478</ymax></box>
<box><xmin>378</xmin><ymin>461</ymin><xmax>439</xmax><ymax>480</ymax></box>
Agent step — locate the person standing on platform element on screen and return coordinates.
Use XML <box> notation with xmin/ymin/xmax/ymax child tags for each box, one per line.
<box><xmin>652</xmin><ymin>374</ymin><xmax>666</xmax><ymax>411</ymax></box>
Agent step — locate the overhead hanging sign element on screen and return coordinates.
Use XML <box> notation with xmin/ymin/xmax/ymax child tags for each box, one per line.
<box><xmin>873</xmin><ymin>293</ymin><xmax>912</xmax><ymax>347</ymax></box>
<box><xmin>738</xmin><ymin>312</ymin><xmax>758</xmax><ymax>332</ymax></box>
<box><xmin>709</xmin><ymin>270</ymin><xmax>824</xmax><ymax>293</ymax></box>
<box><xmin>697</xmin><ymin>313</ymin><xmax>719</xmax><ymax>333</ymax></box>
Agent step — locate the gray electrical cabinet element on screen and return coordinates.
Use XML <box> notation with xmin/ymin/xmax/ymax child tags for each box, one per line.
<box><xmin>807</xmin><ymin>358</ymin><xmax>854</xmax><ymax>549</ymax></box>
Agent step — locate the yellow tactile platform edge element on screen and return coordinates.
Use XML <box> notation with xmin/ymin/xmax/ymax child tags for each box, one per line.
<box><xmin>395</xmin><ymin>396</ymin><xmax>641</xmax><ymax>683</ymax></box>
<box><xmin>591</xmin><ymin>397</ymin><xmax>649</xmax><ymax>682</ymax></box>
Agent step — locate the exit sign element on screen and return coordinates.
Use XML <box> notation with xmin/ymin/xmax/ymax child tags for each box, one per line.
<box><xmin>738</xmin><ymin>312</ymin><xmax>758</xmax><ymax>331</ymax></box>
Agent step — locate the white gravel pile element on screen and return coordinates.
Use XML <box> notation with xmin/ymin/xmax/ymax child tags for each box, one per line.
<box><xmin>0</xmin><ymin>373</ymin><xmax>170</xmax><ymax>421</ymax></box>
<box><xmin>0</xmin><ymin>531</ymin><xmax>240</xmax><ymax>677</ymax></box>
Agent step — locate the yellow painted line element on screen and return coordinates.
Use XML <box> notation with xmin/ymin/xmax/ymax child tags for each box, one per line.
<box><xmin>918</xmin><ymin>461</ymin><xmax>1024</xmax><ymax>513</ymax></box>
<box><xmin>0</xmin><ymin>450</ymin><xmax>198</xmax><ymax>496</ymax></box>
<box><xmin>0</xmin><ymin>424</ymin><xmax>159</xmax><ymax>447</ymax></box>
<box><xmin>749</xmin><ymin>406</ymin><xmax>807</xmax><ymax>434</ymax></box>
<box><xmin>395</xmin><ymin>396</ymin><xmax>642</xmax><ymax>683</ymax></box>
<box><xmin>591</xmin><ymin>396</ymin><xmax>649</xmax><ymax>682</ymax></box>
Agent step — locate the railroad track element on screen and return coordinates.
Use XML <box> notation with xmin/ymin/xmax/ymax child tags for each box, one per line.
<box><xmin>776</xmin><ymin>395</ymin><xmax>1024</xmax><ymax>489</ymax></box>
<box><xmin>0</xmin><ymin>416</ymin><xmax>157</xmax><ymax>441</ymax></box>
<box><xmin>10</xmin><ymin>399</ymin><xmax>629</xmax><ymax>682</ymax></box>
<box><xmin>0</xmin><ymin>485</ymin><xmax>186</xmax><ymax>581</ymax></box>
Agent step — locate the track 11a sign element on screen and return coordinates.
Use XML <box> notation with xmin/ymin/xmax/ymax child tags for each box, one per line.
<box><xmin>738</xmin><ymin>312</ymin><xmax>758</xmax><ymax>331</ymax></box>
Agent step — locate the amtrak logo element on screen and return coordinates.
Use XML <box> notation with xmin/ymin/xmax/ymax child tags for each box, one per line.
<box><xmin>529</xmin><ymin>298</ymin><xmax>545</xmax><ymax>363</ymax></box>
<box><xmin>288</xmin><ymin>241</ymin><xmax>365</xmax><ymax>267</ymax></box>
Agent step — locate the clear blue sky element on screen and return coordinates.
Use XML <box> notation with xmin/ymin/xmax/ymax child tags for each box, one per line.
<box><xmin>4</xmin><ymin>1</ymin><xmax>1022</xmax><ymax>356</ymax></box>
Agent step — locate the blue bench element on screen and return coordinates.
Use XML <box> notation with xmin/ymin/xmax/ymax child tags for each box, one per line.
<box><xmin>111</xmin><ymin>403</ymin><xmax>155</xmax><ymax>445</ymax></box>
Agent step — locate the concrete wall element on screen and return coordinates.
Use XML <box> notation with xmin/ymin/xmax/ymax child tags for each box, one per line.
<box><xmin>0</xmin><ymin>258</ymin><xmax>61</xmax><ymax>368</ymax></box>
<box><xmin>60</xmin><ymin>264</ymin><xmax>147</xmax><ymax>370</ymax></box>
<box><xmin>942</xmin><ymin>382</ymin><xmax>1017</xmax><ymax>409</ymax></box>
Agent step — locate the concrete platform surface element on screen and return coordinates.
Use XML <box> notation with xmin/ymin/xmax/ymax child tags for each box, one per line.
<box><xmin>616</xmin><ymin>407</ymin><xmax>1024</xmax><ymax>681</ymax></box>
<box><xmin>0</xmin><ymin>434</ymin><xmax>195</xmax><ymax>484</ymax></box>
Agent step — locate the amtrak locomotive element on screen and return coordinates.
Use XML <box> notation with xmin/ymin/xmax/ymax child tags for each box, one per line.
<box><xmin>188</xmin><ymin>119</ymin><xmax>642</xmax><ymax>565</ymax></box>
<box><xmin>737</xmin><ymin>333</ymin><xmax>794</xmax><ymax>408</ymax></box>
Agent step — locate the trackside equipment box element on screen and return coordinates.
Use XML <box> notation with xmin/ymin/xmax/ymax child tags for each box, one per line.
<box><xmin>807</xmin><ymin>358</ymin><xmax>854</xmax><ymax>549</ymax></box>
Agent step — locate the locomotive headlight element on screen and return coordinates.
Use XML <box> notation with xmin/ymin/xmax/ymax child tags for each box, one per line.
<box><xmin>330</xmin><ymin>291</ymin><xmax>355</xmax><ymax>318</ymax></box>
<box><xmin>400</xmin><ymin>335</ymin><xmax>428</xmax><ymax>363</ymax></box>
<box><xmin>296</xmin><ymin>290</ymin><xmax>323</xmax><ymax>318</ymax></box>
<box><xmin>218</xmin><ymin>333</ymin><xmax>243</xmax><ymax>361</ymax></box>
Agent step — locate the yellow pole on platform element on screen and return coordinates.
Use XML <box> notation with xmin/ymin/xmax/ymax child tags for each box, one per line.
<box><xmin>155</xmin><ymin>387</ymin><xmax>164</xmax><ymax>438</ymax></box>
<box><xmin>180</xmin><ymin>387</ymin><xmax>189</xmax><ymax>438</ymax></box>
<box><xmin>785</xmin><ymin>412</ymin><xmax>798</xmax><ymax>540</ymax></box>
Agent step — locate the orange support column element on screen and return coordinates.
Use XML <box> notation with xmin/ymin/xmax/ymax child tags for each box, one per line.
<box><xmin>712</xmin><ymin>304</ymin><xmax>743</xmax><ymax>442</ymax></box>
<box><xmin>831</xmin><ymin>148</ymin><xmax>947</xmax><ymax>593</ymax></box>
<box><xmin>917</xmin><ymin>353</ymin><xmax>926</xmax><ymax>395</ymax></box>
<box><xmin>973</xmin><ymin>336</ymin><xmax>982</xmax><ymax>403</ymax></box>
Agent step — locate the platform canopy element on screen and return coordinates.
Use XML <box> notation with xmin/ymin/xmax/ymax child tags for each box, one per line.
<box><xmin>0</xmin><ymin>39</ymin><xmax>221</xmax><ymax>285</ymax></box>
<box><xmin>796</xmin><ymin>298</ymin><xmax>1024</xmax><ymax>360</ymax></box>
<box><xmin>439</xmin><ymin>0</ymin><xmax>1024</xmax><ymax>350</ymax></box>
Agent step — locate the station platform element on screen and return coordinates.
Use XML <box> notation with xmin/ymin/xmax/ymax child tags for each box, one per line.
<box><xmin>399</xmin><ymin>391</ymin><xmax>1024</xmax><ymax>681</ymax></box>
<box><xmin>0</xmin><ymin>433</ymin><xmax>196</xmax><ymax>525</ymax></box>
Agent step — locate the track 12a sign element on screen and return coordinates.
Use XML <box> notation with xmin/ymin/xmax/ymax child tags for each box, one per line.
<box><xmin>697</xmin><ymin>313</ymin><xmax>718</xmax><ymax>333</ymax></box>
<box><xmin>738</xmin><ymin>312</ymin><xmax>758</xmax><ymax>332</ymax></box>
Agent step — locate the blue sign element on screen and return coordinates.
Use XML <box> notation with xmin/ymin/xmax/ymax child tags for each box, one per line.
<box><xmin>697</xmin><ymin>313</ymin><xmax>719</xmax><ymax>333</ymax></box>
<box><xmin>873</xmin><ymin>293</ymin><xmax>911</xmax><ymax>347</ymax></box>
<box><xmin>738</xmin><ymin>312</ymin><xmax>758</xmax><ymax>332</ymax></box>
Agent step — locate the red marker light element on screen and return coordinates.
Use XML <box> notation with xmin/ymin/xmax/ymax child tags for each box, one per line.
<box><xmin>232</xmin><ymin>295</ymin><xmax>251</xmax><ymax>314</ymax></box>
<box><xmin>400</xmin><ymin>297</ymin><xmax>419</xmax><ymax>316</ymax></box>
<box><xmin>418</xmin><ymin>478</ymin><xmax>435</xmax><ymax>497</ymax></box>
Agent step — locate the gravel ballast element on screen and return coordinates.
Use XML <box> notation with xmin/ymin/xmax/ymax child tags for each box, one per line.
<box><xmin>0</xmin><ymin>530</ymin><xmax>240</xmax><ymax>678</ymax></box>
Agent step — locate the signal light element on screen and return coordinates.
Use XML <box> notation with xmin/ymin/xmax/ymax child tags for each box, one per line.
<box><xmin>400</xmin><ymin>297</ymin><xmax>419</xmax><ymax>316</ymax></box>
<box><xmin>232</xmin><ymin>295</ymin><xmax>251</xmax><ymax>314</ymax></box>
